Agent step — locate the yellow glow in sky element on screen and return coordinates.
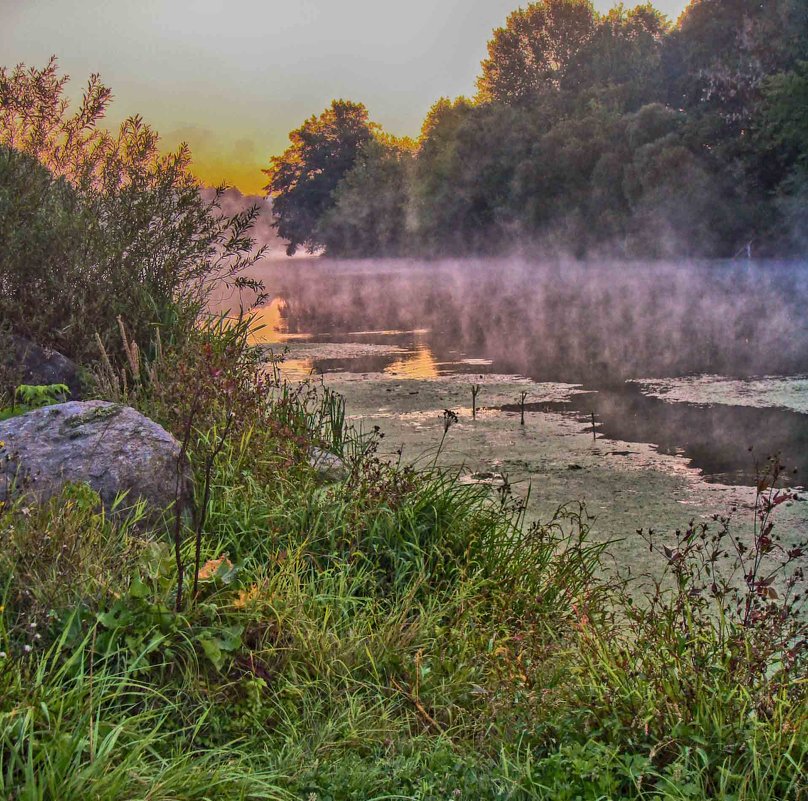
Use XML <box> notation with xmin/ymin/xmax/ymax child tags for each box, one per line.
<box><xmin>1</xmin><ymin>0</ymin><xmax>691</xmax><ymax>194</ymax></box>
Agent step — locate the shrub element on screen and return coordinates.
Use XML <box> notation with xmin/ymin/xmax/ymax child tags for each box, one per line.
<box><xmin>0</xmin><ymin>382</ymin><xmax>69</xmax><ymax>420</ymax></box>
<box><xmin>0</xmin><ymin>58</ymin><xmax>263</xmax><ymax>364</ymax></box>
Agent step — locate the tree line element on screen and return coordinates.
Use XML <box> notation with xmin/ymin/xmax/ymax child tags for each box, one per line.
<box><xmin>264</xmin><ymin>0</ymin><xmax>808</xmax><ymax>259</ymax></box>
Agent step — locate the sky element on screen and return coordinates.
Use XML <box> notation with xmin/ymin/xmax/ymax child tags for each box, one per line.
<box><xmin>1</xmin><ymin>0</ymin><xmax>690</xmax><ymax>194</ymax></box>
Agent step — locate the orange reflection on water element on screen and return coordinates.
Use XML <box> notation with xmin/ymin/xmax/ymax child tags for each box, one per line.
<box><xmin>384</xmin><ymin>344</ymin><xmax>440</xmax><ymax>379</ymax></box>
<box><xmin>246</xmin><ymin>297</ymin><xmax>290</xmax><ymax>344</ymax></box>
<box><xmin>278</xmin><ymin>357</ymin><xmax>316</xmax><ymax>379</ymax></box>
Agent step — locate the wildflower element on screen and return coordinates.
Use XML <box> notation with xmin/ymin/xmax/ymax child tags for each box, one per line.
<box><xmin>23</xmin><ymin>644</ymin><xmax>32</xmax><ymax>653</ymax></box>
<box><xmin>0</xmin><ymin>651</ymin><xmax>6</xmax><ymax>659</ymax></box>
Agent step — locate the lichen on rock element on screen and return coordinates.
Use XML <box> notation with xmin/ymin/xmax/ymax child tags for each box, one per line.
<box><xmin>0</xmin><ymin>400</ymin><xmax>192</xmax><ymax>519</ymax></box>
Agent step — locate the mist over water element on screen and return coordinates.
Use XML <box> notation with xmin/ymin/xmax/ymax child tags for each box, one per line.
<box><xmin>231</xmin><ymin>257</ymin><xmax>808</xmax><ymax>486</ymax></box>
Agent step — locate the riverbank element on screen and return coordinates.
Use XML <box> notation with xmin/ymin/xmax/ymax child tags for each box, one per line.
<box><xmin>1</xmin><ymin>318</ymin><xmax>805</xmax><ymax>800</ymax></box>
<box><xmin>270</xmin><ymin>341</ymin><xmax>808</xmax><ymax>581</ymax></box>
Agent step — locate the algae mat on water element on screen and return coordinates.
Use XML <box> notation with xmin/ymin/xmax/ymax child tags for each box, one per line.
<box><xmin>272</xmin><ymin>354</ymin><xmax>807</xmax><ymax>578</ymax></box>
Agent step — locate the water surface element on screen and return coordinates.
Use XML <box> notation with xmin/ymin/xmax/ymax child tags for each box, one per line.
<box><xmin>232</xmin><ymin>258</ymin><xmax>808</xmax><ymax>489</ymax></box>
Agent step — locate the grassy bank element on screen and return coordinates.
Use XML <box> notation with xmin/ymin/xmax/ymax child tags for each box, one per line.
<box><xmin>1</xmin><ymin>317</ymin><xmax>805</xmax><ymax>801</ymax></box>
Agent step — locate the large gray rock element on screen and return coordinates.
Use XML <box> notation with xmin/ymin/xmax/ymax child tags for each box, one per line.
<box><xmin>0</xmin><ymin>401</ymin><xmax>192</xmax><ymax>517</ymax></box>
<box><xmin>1</xmin><ymin>335</ymin><xmax>84</xmax><ymax>399</ymax></box>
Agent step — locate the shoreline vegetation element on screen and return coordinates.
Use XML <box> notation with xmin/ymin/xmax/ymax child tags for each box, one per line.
<box><xmin>1</xmin><ymin>1</ymin><xmax>807</xmax><ymax>796</ymax></box>
<box><xmin>1</xmin><ymin>318</ymin><xmax>806</xmax><ymax>800</ymax></box>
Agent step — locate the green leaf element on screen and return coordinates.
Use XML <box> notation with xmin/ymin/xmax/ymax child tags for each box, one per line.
<box><xmin>217</xmin><ymin>625</ymin><xmax>244</xmax><ymax>652</ymax></box>
<box><xmin>198</xmin><ymin>635</ymin><xmax>224</xmax><ymax>670</ymax></box>
<box><xmin>97</xmin><ymin>603</ymin><xmax>131</xmax><ymax>629</ymax></box>
<box><xmin>129</xmin><ymin>575</ymin><xmax>150</xmax><ymax>599</ymax></box>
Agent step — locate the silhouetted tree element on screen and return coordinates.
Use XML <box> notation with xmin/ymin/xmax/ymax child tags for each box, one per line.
<box><xmin>266</xmin><ymin>0</ymin><xmax>807</xmax><ymax>259</ymax></box>
<box><xmin>317</xmin><ymin>134</ymin><xmax>415</xmax><ymax>256</ymax></box>
<box><xmin>264</xmin><ymin>100</ymin><xmax>375</xmax><ymax>255</ymax></box>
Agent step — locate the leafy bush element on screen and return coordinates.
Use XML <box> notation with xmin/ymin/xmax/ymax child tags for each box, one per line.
<box><xmin>0</xmin><ymin>383</ymin><xmax>69</xmax><ymax>420</ymax></box>
<box><xmin>0</xmin><ymin>59</ymin><xmax>263</xmax><ymax>364</ymax></box>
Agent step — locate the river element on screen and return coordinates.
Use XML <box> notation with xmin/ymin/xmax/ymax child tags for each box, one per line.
<box><xmin>223</xmin><ymin>257</ymin><xmax>808</xmax><ymax>567</ymax></box>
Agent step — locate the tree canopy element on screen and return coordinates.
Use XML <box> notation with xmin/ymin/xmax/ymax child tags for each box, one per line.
<box><xmin>266</xmin><ymin>0</ymin><xmax>808</xmax><ymax>259</ymax></box>
<box><xmin>316</xmin><ymin>134</ymin><xmax>415</xmax><ymax>257</ymax></box>
<box><xmin>475</xmin><ymin>0</ymin><xmax>597</xmax><ymax>104</ymax></box>
<box><xmin>263</xmin><ymin>100</ymin><xmax>375</xmax><ymax>255</ymax></box>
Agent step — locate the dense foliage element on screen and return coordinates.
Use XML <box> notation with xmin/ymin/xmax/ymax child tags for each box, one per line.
<box><xmin>0</xmin><ymin>58</ymin><xmax>262</xmax><ymax>365</ymax></box>
<box><xmin>263</xmin><ymin>100</ymin><xmax>377</xmax><ymax>255</ymax></box>
<box><xmin>266</xmin><ymin>0</ymin><xmax>808</xmax><ymax>258</ymax></box>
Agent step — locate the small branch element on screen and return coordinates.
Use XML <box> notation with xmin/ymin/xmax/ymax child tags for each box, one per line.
<box><xmin>192</xmin><ymin>410</ymin><xmax>236</xmax><ymax>600</ymax></box>
<box><xmin>390</xmin><ymin>677</ymin><xmax>442</xmax><ymax>733</ymax></box>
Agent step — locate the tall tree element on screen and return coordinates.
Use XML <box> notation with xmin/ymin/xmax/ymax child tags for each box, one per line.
<box><xmin>756</xmin><ymin>61</ymin><xmax>808</xmax><ymax>179</ymax></box>
<box><xmin>415</xmin><ymin>100</ymin><xmax>536</xmax><ymax>253</ymax></box>
<box><xmin>563</xmin><ymin>4</ymin><xmax>670</xmax><ymax>110</ymax></box>
<box><xmin>476</xmin><ymin>0</ymin><xmax>597</xmax><ymax>105</ymax></box>
<box><xmin>412</xmin><ymin>98</ymin><xmax>473</xmax><ymax>251</ymax></box>
<box><xmin>754</xmin><ymin>61</ymin><xmax>808</xmax><ymax>251</ymax></box>
<box><xmin>263</xmin><ymin>100</ymin><xmax>375</xmax><ymax>255</ymax></box>
<box><xmin>317</xmin><ymin>134</ymin><xmax>415</xmax><ymax>257</ymax></box>
<box><xmin>665</xmin><ymin>0</ymin><xmax>808</xmax><ymax>124</ymax></box>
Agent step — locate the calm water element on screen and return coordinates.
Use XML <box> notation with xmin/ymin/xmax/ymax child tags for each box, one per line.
<box><xmin>231</xmin><ymin>258</ymin><xmax>808</xmax><ymax>488</ymax></box>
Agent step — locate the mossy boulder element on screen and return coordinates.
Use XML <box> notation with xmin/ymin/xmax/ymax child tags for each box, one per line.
<box><xmin>0</xmin><ymin>400</ymin><xmax>192</xmax><ymax>518</ymax></box>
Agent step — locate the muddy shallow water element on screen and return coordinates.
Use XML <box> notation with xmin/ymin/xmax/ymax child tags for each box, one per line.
<box><xmin>222</xmin><ymin>257</ymin><xmax>808</xmax><ymax>564</ymax></box>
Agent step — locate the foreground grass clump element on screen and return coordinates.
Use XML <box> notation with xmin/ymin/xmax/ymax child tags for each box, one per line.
<box><xmin>0</xmin><ymin>321</ymin><xmax>805</xmax><ymax>800</ymax></box>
